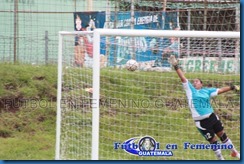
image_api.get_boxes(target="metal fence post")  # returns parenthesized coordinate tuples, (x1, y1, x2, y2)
(45, 31, 49, 65)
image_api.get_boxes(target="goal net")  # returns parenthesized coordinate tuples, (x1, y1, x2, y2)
(56, 29, 240, 160)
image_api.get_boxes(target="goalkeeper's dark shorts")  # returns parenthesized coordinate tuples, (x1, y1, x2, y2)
(195, 113, 224, 142)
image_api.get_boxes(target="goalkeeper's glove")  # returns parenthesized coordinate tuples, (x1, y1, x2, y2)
(230, 84, 240, 92)
(168, 55, 179, 70)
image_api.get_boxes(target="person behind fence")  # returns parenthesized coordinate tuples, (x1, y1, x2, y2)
(168, 55, 240, 160)
(74, 15, 86, 67)
(74, 35, 86, 67)
(154, 27, 180, 68)
(162, 27, 180, 67)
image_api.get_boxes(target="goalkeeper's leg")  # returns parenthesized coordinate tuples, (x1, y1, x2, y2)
(216, 131, 240, 159)
(211, 139, 225, 160)
(196, 122, 224, 160)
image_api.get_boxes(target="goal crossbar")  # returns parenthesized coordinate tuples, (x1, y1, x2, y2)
(59, 29, 240, 38)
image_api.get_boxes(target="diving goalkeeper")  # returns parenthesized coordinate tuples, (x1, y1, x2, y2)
(168, 55, 240, 160)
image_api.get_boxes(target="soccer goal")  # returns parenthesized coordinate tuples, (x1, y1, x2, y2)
(56, 29, 240, 160)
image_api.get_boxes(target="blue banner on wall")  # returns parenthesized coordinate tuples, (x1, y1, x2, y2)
(74, 11, 178, 67)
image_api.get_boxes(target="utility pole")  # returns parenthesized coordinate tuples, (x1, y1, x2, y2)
(88, 0, 93, 11)
(14, 0, 19, 63)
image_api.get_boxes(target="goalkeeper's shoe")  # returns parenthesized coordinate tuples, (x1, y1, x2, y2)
(231, 150, 240, 159)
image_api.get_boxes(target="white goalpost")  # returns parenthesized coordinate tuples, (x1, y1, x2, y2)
(56, 29, 240, 160)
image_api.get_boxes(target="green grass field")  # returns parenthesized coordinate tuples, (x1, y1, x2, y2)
(0, 64, 240, 160)
(0, 64, 57, 159)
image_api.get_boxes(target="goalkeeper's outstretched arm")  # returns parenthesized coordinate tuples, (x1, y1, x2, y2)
(168, 55, 187, 83)
(218, 84, 240, 95)
(175, 66, 187, 83)
(168, 55, 240, 93)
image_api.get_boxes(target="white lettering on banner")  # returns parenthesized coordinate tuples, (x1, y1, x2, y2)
(137, 16, 150, 25)
(137, 15, 159, 26)
(104, 15, 159, 28)
(179, 57, 239, 73)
